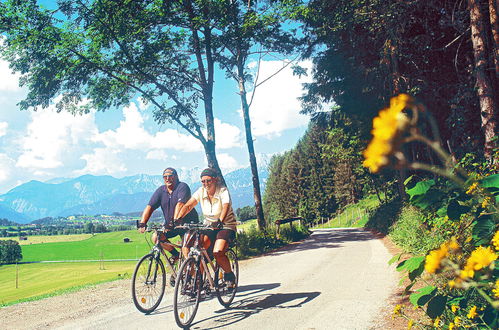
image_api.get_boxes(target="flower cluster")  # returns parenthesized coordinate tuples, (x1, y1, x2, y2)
(362, 94, 412, 172)
(424, 239, 459, 274)
(460, 246, 497, 279)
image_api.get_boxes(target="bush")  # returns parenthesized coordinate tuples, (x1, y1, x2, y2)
(389, 205, 445, 255)
(0, 240, 22, 264)
(237, 224, 310, 259)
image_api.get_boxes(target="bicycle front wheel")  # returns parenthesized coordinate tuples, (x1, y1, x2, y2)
(173, 257, 202, 328)
(131, 253, 166, 314)
(215, 248, 239, 307)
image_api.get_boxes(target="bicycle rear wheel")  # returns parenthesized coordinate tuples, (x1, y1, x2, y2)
(131, 253, 166, 314)
(173, 257, 202, 328)
(215, 249, 239, 307)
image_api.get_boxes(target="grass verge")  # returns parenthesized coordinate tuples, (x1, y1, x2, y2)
(0, 261, 136, 307)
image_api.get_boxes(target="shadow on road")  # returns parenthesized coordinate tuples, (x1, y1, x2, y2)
(265, 227, 376, 257)
(191, 289, 321, 329)
(146, 283, 281, 317)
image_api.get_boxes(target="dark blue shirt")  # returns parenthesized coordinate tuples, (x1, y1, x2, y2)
(148, 182, 198, 225)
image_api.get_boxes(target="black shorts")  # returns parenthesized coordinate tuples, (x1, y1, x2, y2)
(158, 228, 186, 243)
(204, 229, 236, 245)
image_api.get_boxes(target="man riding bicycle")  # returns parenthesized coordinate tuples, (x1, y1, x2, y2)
(137, 167, 198, 263)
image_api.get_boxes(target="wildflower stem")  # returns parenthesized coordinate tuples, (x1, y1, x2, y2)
(475, 288, 499, 310)
(407, 162, 466, 186)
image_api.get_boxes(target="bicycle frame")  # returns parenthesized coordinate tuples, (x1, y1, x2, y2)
(185, 230, 218, 290)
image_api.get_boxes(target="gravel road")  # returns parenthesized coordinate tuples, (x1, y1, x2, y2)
(0, 228, 398, 329)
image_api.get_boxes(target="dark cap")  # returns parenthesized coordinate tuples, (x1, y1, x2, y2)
(163, 167, 178, 177)
(200, 167, 218, 178)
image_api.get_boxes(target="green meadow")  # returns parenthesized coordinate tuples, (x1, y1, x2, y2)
(21, 230, 161, 262)
(0, 261, 136, 306)
(0, 230, 180, 306)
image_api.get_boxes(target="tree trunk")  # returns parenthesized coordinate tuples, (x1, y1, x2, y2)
(469, 0, 498, 158)
(236, 61, 266, 230)
(489, 0, 499, 78)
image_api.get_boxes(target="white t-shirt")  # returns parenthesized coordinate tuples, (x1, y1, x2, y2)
(192, 186, 237, 231)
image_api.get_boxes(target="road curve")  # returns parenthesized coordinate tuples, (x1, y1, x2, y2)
(1, 228, 398, 330)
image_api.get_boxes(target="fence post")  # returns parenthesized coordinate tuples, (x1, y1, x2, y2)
(16, 262, 18, 289)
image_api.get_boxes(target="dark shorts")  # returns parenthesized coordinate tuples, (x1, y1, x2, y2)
(158, 228, 186, 243)
(204, 229, 236, 245)
(183, 229, 235, 258)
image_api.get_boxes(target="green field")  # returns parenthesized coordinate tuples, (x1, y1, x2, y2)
(20, 230, 172, 262)
(0, 229, 182, 306)
(0, 234, 93, 245)
(0, 261, 136, 306)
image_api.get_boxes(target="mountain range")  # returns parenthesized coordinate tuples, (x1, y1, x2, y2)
(0, 167, 268, 224)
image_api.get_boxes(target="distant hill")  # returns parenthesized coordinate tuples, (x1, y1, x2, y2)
(0, 167, 268, 224)
(0, 202, 32, 223)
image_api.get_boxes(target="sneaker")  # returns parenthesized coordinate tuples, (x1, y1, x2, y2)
(223, 272, 236, 287)
(169, 274, 176, 287)
(168, 255, 179, 265)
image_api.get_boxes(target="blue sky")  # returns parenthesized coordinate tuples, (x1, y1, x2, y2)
(0, 57, 317, 194)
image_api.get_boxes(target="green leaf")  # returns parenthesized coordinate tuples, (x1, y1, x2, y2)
(472, 215, 495, 246)
(409, 285, 437, 306)
(447, 199, 471, 220)
(408, 260, 425, 281)
(436, 206, 447, 217)
(405, 180, 435, 199)
(388, 253, 402, 266)
(426, 294, 447, 318)
(480, 174, 499, 189)
(410, 189, 445, 209)
(396, 256, 425, 273)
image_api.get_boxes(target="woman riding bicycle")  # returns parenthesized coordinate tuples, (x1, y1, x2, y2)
(175, 167, 237, 284)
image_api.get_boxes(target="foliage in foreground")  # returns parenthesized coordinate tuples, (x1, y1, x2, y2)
(364, 94, 498, 329)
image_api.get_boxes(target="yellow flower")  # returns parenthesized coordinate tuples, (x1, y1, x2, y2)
(407, 319, 414, 329)
(363, 94, 412, 173)
(454, 316, 461, 326)
(482, 196, 491, 208)
(425, 240, 458, 273)
(433, 316, 441, 328)
(451, 304, 459, 313)
(466, 182, 478, 195)
(492, 230, 499, 251)
(493, 279, 499, 298)
(460, 246, 498, 279)
(467, 305, 478, 319)
(448, 322, 455, 330)
(392, 304, 402, 318)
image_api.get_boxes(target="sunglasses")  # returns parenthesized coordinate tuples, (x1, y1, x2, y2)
(163, 175, 175, 179)
(201, 179, 213, 184)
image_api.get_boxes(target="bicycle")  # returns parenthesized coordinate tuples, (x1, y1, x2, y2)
(173, 223, 239, 328)
(131, 221, 184, 314)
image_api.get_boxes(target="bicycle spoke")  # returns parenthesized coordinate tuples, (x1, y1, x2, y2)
(132, 254, 166, 314)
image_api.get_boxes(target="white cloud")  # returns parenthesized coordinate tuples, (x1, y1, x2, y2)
(75, 148, 126, 175)
(0, 60, 21, 92)
(146, 149, 169, 161)
(246, 59, 312, 137)
(93, 102, 202, 152)
(0, 121, 7, 137)
(215, 119, 241, 149)
(0, 153, 15, 183)
(16, 106, 97, 170)
(217, 153, 241, 174)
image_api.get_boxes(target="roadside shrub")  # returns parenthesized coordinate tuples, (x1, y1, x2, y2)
(279, 224, 310, 243)
(237, 223, 311, 259)
(389, 205, 445, 255)
(364, 198, 403, 235)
